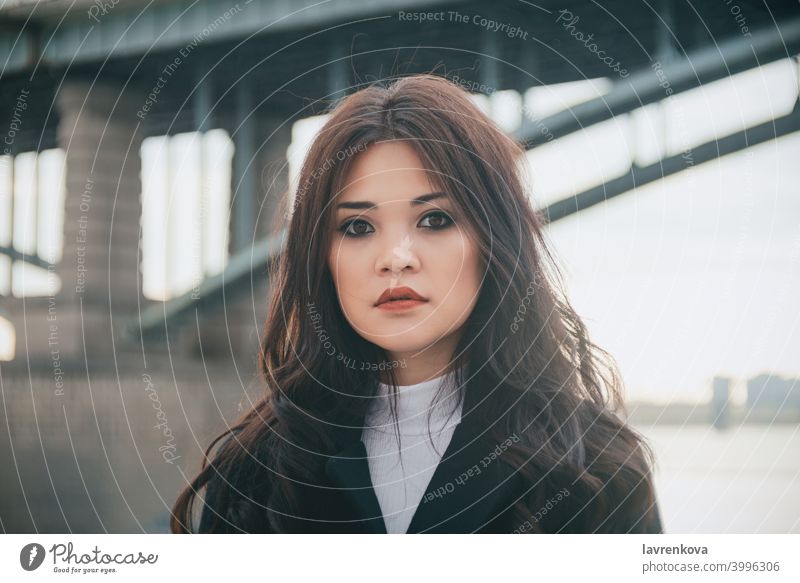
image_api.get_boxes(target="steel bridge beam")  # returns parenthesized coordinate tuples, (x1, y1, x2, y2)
(541, 103, 800, 223)
(517, 16, 800, 147)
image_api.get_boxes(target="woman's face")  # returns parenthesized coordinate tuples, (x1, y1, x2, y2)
(327, 140, 483, 360)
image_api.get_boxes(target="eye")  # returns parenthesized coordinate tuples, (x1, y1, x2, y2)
(338, 218, 374, 238)
(419, 211, 454, 230)
(337, 211, 454, 238)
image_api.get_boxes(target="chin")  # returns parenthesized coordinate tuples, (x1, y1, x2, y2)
(369, 331, 444, 354)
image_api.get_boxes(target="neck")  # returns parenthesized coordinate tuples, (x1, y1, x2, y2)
(382, 333, 464, 385)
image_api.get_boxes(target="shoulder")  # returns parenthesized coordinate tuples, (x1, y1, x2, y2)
(518, 399, 664, 534)
(578, 401, 664, 533)
(196, 431, 273, 533)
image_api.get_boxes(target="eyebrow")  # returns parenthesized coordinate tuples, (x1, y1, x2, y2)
(335, 191, 448, 211)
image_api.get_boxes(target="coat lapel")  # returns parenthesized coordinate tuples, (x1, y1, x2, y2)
(324, 430, 388, 533)
(324, 374, 520, 534)
(406, 414, 519, 533)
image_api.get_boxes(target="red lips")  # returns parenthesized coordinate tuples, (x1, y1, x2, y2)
(375, 286, 428, 306)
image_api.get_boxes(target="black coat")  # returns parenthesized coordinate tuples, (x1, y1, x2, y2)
(197, 387, 663, 534)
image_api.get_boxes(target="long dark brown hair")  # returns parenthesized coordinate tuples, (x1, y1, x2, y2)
(171, 73, 661, 534)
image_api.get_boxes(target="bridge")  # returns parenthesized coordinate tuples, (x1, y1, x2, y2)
(0, 0, 797, 532)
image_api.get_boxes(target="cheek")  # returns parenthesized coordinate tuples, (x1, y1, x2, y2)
(328, 239, 349, 281)
(328, 247, 360, 303)
(430, 237, 483, 305)
(439, 233, 480, 277)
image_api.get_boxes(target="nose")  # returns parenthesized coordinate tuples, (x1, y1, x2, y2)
(375, 234, 420, 283)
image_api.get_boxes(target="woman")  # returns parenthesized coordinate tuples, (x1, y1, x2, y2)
(170, 74, 663, 534)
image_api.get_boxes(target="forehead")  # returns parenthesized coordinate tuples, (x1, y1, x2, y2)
(338, 141, 442, 204)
